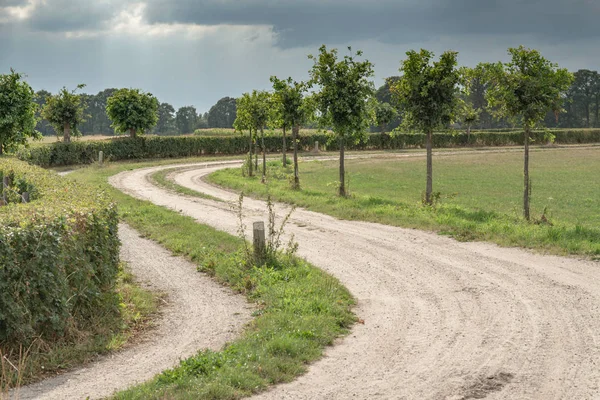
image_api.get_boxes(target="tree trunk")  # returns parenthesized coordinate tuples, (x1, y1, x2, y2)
(595, 94, 599, 127)
(282, 126, 287, 167)
(261, 127, 266, 183)
(0, 144, 3, 155)
(466, 124, 471, 144)
(523, 125, 531, 220)
(292, 124, 300, 189)
(63, 122, 71, 143)
(380, 125, 386, 150)
(339, 137, 346, 197)
(586, 102, 590, 128)
(248, 129, 253, 176)
(130, 128, 137, 138)
(425, 130, 433, 205)
(254, 139, 258, 172)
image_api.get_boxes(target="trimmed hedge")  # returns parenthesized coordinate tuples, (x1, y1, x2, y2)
(17, 129, 600, 167)
(0, 158, 119, 345)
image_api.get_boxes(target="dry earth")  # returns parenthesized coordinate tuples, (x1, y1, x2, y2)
(16, 224, 252, 400)
(108, 160, 600, 400)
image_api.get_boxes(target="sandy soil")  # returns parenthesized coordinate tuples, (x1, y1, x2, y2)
(17, 224, 252, 400)
(108, 160, 600, 400)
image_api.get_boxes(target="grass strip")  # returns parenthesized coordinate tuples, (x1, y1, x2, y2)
(68, 161, 355, 399)
(207, 150, 600, 258)
(149, 167, 223, 202)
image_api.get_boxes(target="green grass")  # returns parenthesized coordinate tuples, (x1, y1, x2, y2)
(67, 159, 355, 399)
(150, 167, 223, 202)
(1, 263, 160, 388)
(207, 147, 600, 257)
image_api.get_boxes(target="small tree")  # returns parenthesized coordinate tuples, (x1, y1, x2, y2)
(370, 100, 397, 148)
(234, 91, 271, 180)
(460, 102, 481, 142)
(0, 69, 39, 155)
(482, 46, 573, 220)
(106, 88, 159, 138)
(270, 76, 308, 188)
(391, 49, 461, 205)
(41, 84, 87, 143)
(308, 45, 374, 196)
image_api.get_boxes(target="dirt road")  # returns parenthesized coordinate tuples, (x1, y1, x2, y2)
(17, 224, 252, 400)
(109, 160, 600, 400)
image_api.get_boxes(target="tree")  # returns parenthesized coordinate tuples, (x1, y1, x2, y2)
(374, 77, 402, 131)
(155, 102, 177, 134)
(459, 102, 480, 141)
(234, 91, 271, 182)
(176, 106, 197, 134)
(270, 76, 309, 186)
(391, 49, 461, 205)
(482, 46, 573, 220)
(106, 88, 159, 138)
(208, 97, 237, 128)
(34, 90, 54, 136)
(0, 69, 39, 155)
(370, 100, 397, 135)
(308, 45, 374, 196)
(41, 84, 87, 143)
(571, 70, 600, 128)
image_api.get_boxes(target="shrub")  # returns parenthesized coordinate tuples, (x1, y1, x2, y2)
(17, 129, 600, 167)
(0, 159, 120, 346)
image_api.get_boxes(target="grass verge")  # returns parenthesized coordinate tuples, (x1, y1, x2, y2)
(67, 160, 355, 399)
(207, 148, 600, 258)
(0, 263, 160, 389)
(149, 167, 222, 202)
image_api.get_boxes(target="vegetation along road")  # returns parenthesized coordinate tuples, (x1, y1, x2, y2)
(18, 224, 251, 400)
(107, 156, 600, 400)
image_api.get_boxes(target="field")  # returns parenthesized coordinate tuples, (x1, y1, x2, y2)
(208, 146, 600, 256)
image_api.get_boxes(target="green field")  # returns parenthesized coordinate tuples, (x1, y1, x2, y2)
(208, 147, 600, 257)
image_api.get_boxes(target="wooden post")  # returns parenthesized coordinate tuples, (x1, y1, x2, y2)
(21, 192, 29, 203)
(98, 151, 104, 165)
(253, 221, 266, 262)
(314, 141, 320, 153)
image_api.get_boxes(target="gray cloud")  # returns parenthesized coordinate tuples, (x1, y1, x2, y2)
(142, 0, 600, 48)
(21, 0, 122, 32)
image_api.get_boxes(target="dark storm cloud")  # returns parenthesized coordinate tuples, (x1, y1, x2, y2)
(16, 0, 123, 32)
(143, 0, 600, 47)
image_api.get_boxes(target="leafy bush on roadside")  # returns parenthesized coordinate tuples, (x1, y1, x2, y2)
(0, 158, 120, 346)
(17, 129, 600, 167)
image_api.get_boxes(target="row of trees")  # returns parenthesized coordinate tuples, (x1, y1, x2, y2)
(31, 90, 238, 136)
(0, 44, 575, 220)
(233, 45, 572, 221)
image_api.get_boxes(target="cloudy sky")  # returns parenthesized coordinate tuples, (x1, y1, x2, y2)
(1, 0, 599, 111)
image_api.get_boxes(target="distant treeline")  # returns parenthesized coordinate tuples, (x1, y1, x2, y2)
(33, 69, 600, 136)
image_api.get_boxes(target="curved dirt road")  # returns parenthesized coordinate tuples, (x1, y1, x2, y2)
(110, 161, 600, 400)
(18, 224, 252, 400)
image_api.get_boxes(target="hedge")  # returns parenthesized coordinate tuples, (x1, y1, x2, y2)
(17, 129, 600, 167)
(0, 158, 119, 345)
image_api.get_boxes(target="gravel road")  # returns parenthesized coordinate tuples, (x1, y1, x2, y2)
(108, 160, 600, 400)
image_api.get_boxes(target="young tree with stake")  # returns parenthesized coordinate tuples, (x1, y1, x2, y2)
(308, 45, 374, 196)
(270, 76, 309, 188)
(106, 88, 159, 138)
(42, 84, 87, 143)
(391, 49, 461, 205)
(481, 46, 573, 220)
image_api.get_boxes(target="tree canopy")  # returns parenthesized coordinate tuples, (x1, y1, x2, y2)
(106, 88, 159, 137)
(41, 84, 87, 143)
(0, 69, 39, 155)
(176, 105, 197, 134)
(208, 97, 237, 128)
(155, 102, 177, 134)
(308, 45, 374, 196)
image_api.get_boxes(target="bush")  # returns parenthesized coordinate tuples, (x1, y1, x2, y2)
(17, 129, 600, 167)
(0, 158, 120, 346)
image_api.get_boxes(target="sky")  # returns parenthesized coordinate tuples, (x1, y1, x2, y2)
(1, 0, 599, 112)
